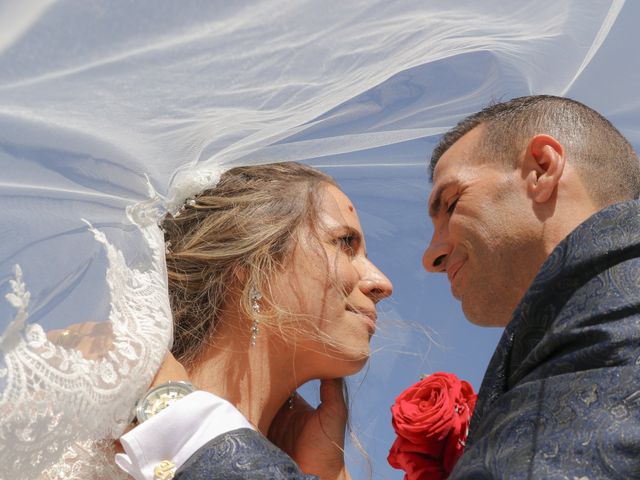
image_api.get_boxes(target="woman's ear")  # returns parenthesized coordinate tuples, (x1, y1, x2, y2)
(525, 134, 565, 204)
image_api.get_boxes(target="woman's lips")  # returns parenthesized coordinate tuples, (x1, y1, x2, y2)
(347, 307, 377, 333)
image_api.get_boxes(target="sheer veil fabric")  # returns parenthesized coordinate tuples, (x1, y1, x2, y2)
(0, 1, 636, 478)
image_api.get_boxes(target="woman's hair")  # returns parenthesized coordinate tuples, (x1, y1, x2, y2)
(161, 162, 337, 366)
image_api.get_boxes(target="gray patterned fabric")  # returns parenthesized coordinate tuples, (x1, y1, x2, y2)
(450, 199, 640, 479)
(175, 428, 318, 479)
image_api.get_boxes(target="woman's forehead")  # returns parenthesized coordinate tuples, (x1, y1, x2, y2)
(318, 184, 362, 229)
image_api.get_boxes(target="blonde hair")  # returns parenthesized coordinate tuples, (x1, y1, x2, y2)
(161, 162, 337, 366)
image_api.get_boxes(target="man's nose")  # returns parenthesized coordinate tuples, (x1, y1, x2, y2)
(422, 231, 450, 273)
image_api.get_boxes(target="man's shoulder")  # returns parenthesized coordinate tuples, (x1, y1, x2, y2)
(175, 428, 317, 480)
(507, 198, 640, 371)
(458, 200, 640, 478)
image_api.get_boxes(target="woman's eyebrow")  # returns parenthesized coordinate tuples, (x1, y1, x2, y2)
(328, 225, 362, 240)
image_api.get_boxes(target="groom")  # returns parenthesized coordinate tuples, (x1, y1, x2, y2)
(422, 95, 640, 478)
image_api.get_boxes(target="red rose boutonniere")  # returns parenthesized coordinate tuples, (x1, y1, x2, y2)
(387, 372, 477, 480)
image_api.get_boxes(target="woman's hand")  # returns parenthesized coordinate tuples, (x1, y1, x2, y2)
(268, 378, 351, 480)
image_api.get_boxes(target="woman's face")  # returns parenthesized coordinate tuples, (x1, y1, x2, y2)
(269, 184, 393, 379)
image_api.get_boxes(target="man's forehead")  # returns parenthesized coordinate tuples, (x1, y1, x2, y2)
(433, 125, 486, 181)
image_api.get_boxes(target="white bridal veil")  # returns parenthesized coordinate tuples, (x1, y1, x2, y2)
(1, 1, 637, 478)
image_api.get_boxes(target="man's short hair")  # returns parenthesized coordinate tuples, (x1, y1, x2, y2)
(429, 95, 640, 206)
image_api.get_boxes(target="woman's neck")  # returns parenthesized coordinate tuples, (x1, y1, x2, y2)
(188, 328, 299, 435)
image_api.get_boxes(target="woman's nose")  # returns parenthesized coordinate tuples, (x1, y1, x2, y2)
(359, 259, 393, 302)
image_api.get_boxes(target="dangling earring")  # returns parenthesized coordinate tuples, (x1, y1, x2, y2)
(250, 288, 262, 347)
(288, 391, 296, 410)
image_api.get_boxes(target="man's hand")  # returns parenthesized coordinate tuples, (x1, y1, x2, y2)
(113, 351, 190, 454)
(48, 321, 189, 387)
(148, 350, 190, 387)
(268, 378, 351, 480)
(47, 321, 114, 360)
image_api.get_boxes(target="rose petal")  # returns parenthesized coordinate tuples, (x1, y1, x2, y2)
(389, 434, 443, 459)
(388, 439, 446, 480)
(389, 372, 478, 476)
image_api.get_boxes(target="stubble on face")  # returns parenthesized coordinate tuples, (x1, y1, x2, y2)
(428, 127, 547, 328)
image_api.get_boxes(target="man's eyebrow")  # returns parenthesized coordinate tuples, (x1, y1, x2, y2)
(428, 181, 454, 218)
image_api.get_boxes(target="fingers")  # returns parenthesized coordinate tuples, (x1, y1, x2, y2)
(46, 322, 114, 359)
(319, 378, 347, 417)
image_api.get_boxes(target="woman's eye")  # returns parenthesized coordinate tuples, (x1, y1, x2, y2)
(446, 198, 459, 215)
(337, 235, 357, 254)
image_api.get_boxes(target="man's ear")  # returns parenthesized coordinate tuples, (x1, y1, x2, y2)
(524, 134, 565, 204)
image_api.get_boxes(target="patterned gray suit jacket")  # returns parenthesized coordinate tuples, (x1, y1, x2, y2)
(175, 428, 318, 480)
(450, 200, 640, 479)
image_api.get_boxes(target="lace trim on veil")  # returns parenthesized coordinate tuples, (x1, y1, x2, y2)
(0, 207, 171, 479)
(42, 440, 131, 480)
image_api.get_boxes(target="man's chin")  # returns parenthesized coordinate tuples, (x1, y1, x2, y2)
(462, 301, 512, 328)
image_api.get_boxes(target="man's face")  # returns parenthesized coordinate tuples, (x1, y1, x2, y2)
(422, 126, 548, 327)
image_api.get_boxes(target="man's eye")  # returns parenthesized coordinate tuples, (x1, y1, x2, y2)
(446, 198, 458, 215)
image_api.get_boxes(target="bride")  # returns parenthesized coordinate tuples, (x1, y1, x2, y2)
(110, 162, 393, 479)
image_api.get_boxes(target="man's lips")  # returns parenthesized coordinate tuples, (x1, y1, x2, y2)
(447, 260, 465, 285)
